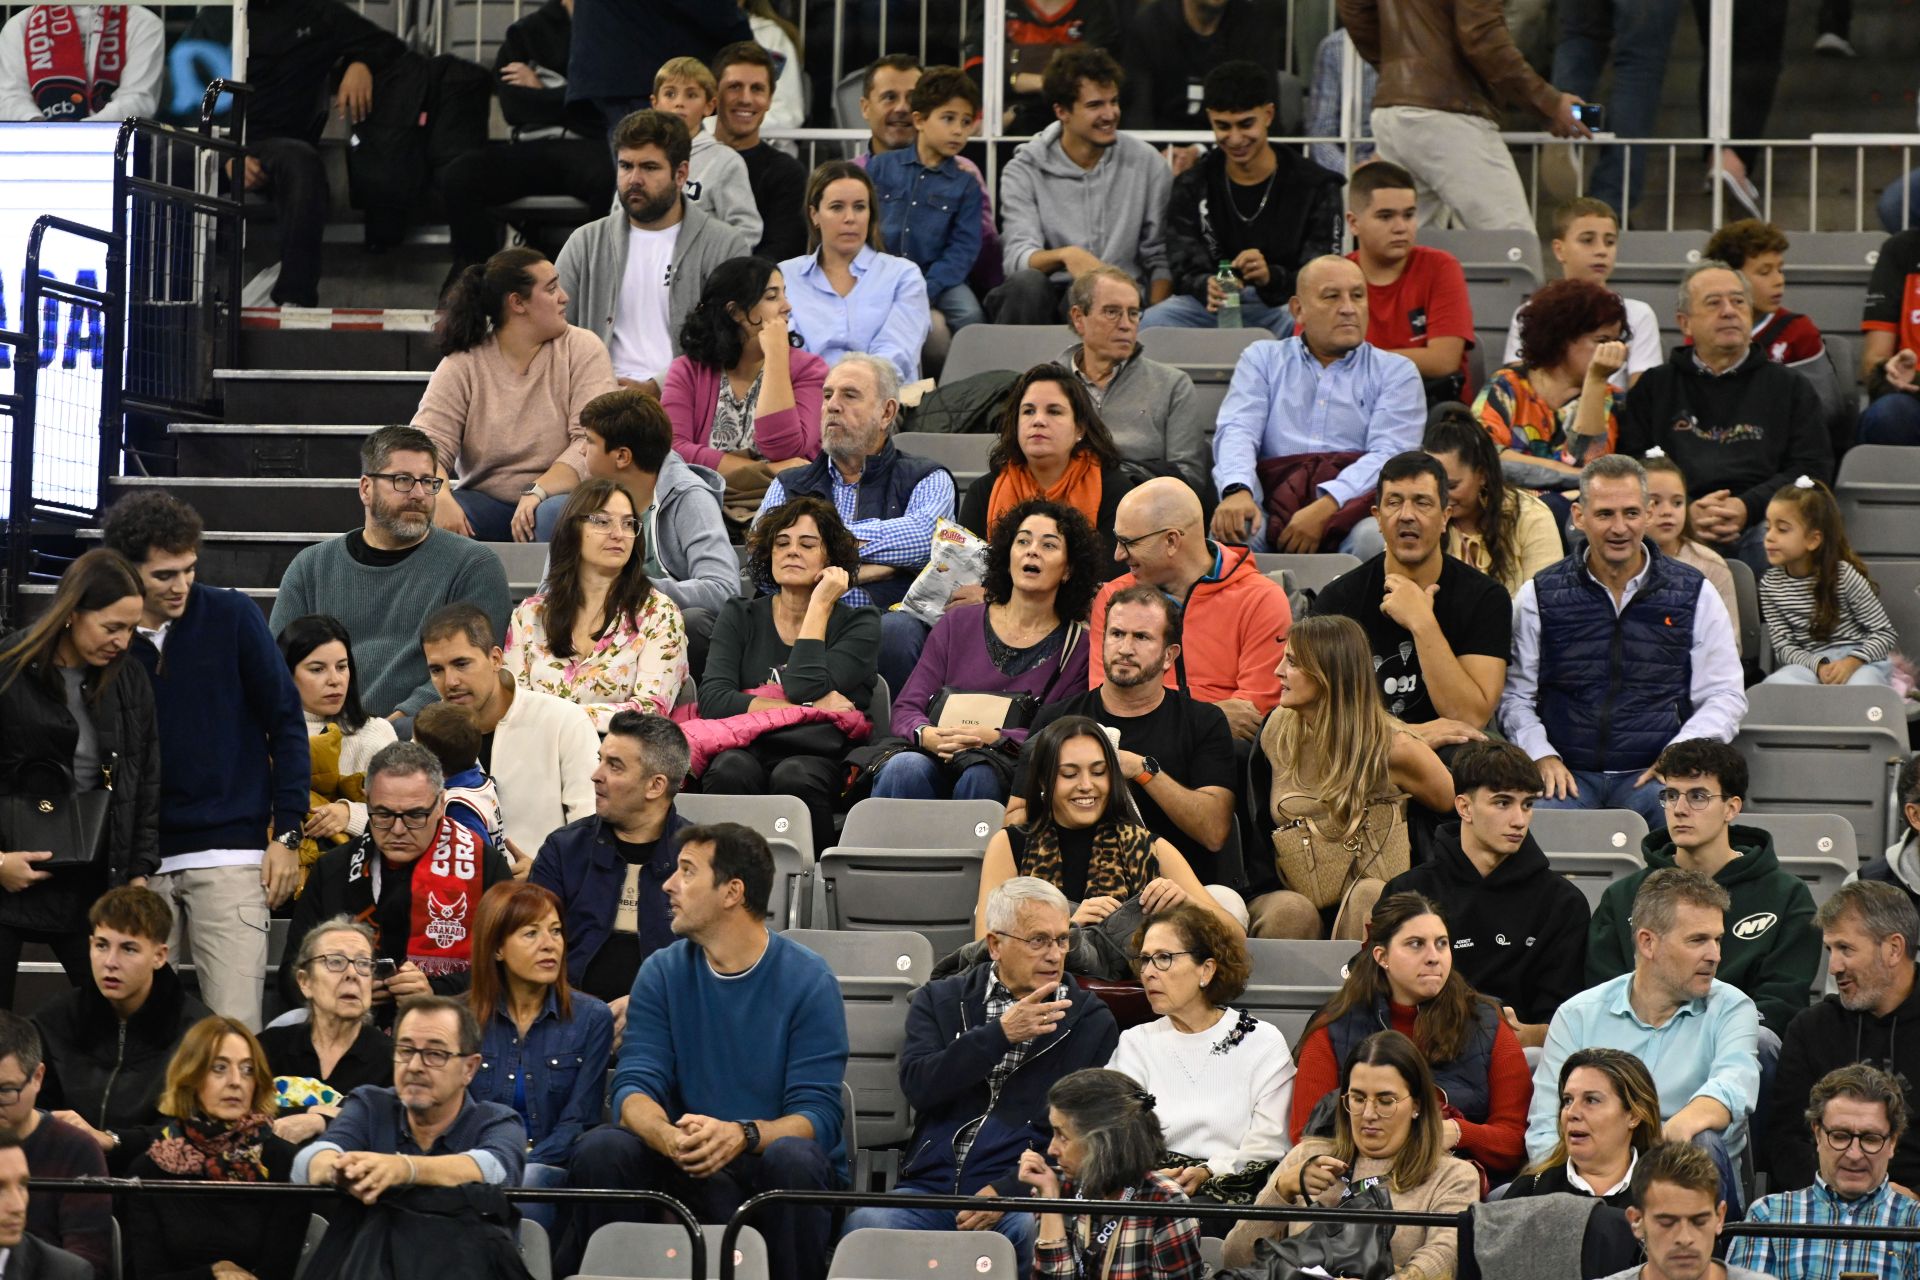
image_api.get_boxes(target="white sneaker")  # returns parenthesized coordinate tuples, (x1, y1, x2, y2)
(1717, 166, 1764, 218)
(1815, 32, 1858, 56)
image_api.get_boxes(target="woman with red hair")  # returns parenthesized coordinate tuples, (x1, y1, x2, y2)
(1474, 278, 1631, 485)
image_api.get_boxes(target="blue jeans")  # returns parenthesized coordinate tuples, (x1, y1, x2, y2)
(1763, 641, 1895, 686)
(1692, 1129, 1745, 1221)
(519, 1160, 565, 1232)
(1880, 171, 1920, 232)
(1552, 0, 1686, 215)
(1141, 290, 1294, 338)
(1535, 767, 1666, 831)
(934, 283, 985, 332)
(452, 487, 569, 542)
(873, 749, 1006, 803)
(842, 1200, 1038, 1275)
(1246, 514, 1383, 558)
(1860, 392, 1920, 445)
(878, 610, 932, 701)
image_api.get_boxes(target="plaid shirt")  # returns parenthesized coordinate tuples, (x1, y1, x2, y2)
(950, 968, 1030, 1175)
(1036, 1172, 1205, 1280)
(759, 466, 955, 607)
(1728, 1176, 1920, 1280)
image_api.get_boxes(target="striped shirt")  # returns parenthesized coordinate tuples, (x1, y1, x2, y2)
(1727, 1176, 1920, 1280)
(758, 467, 956, 608)
(1759, 561, 1898, 670)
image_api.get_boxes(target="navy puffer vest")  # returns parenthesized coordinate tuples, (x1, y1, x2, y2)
(1324, 997, 1501, 1124)
(777, 439, 947, 609)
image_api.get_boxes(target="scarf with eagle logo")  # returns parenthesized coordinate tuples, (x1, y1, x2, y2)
(386, 817, 485, 977)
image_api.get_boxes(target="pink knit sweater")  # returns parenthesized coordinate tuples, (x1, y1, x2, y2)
(661, 349, 828, 469)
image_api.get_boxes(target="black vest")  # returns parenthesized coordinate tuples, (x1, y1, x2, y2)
(777, 440, 948, 609)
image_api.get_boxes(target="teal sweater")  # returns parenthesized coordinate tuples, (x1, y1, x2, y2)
(269, 530, 511, 717)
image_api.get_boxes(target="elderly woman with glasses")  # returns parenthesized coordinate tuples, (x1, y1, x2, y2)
(258, 915, 395, 1145)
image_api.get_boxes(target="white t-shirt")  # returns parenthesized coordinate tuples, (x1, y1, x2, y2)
(1503, 292, 1664, 391)
(606, 222, 680, 384)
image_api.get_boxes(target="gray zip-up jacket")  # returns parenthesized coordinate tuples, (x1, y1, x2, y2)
(554, 198, 750, 369)
(688, 132, 762, 246)
(1000, 122, 1172, 288)
(1060, 340, 1209, 493)
(649, 450, 743, 615)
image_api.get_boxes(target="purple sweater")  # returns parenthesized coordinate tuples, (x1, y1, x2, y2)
(891, 603, 1090, 741)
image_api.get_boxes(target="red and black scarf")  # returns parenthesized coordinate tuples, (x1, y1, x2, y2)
(146, 1113, 273, 1181)
(24, 6, 127, 121)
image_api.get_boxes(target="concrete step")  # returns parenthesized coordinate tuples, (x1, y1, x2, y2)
(239, 327, 442, 372)
(80, 527, 332, 586)
(214, 368, 429, 424)
(18, 579, 273, 621)
(168, 424, 372, 479)
(105, 476, 363, 532)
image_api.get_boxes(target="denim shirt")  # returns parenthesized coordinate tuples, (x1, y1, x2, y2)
(291, 1085, 528, 1187)
(867, 147, 984, 298)
(475, 987, 616, 1166)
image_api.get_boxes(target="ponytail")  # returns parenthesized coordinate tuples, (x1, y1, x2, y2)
(438, 248, 546, 354)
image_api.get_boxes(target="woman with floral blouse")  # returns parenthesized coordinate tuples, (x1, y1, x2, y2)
(504, 478, 689, 730)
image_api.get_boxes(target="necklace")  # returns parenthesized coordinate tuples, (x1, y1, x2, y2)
(1227, 169, 1278, 224)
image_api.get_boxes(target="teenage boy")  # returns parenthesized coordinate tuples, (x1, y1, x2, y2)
(1384, 740, 1589, 1048)
(707, 42, 808, 260)
(1587, 738, 1821, 1037)
(1597, 1142, 1771, 1280)
(866, 66, 986, 348)
(651, 55, 761, 246)
(1858, 753, 1920, 920)
(1344, 161, 1475, 397)
(102, 492, 308, 1032)
(1502, 197, 1663, 391)
(1144, 59, 1343, 337)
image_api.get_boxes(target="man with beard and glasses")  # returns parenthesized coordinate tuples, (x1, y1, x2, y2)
(557, 109, 749, 400)
(1008, 587, 1239, 884)
(1771, 881, 1920, 1194)
(754, 353, 954, 694)
(272, 426, 511, 724)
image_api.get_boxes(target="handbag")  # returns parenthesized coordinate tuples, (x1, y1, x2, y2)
(1269, 793, 1410, 911)
(0, 757, 113, 869)
(1217, 1176, 1396, 1280)
(927, 688, 1041, 733)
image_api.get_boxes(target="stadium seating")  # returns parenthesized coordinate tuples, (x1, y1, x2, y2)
(828, 1228, 1018, 1280)
(576, 1223, 771, 1280)
(1239, 937, 1358, 1045)
(1837, 444, 1920, 561)
(1724, 557, 1768, 672)
(1735, 684, 1910, 852)
(1529, 808, 1653, 911)
(811, 847, 984, 957)
(676, 792, 817, 930)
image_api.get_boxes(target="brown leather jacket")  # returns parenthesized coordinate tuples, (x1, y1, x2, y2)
(1338, 0, 1561, 124)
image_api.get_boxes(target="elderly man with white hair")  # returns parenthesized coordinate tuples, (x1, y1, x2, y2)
(756, 351, 958, 691)
(839, 877, 1120, 1274)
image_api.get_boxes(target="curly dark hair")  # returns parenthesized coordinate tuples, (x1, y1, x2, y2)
(746, 496, 863, 593)
(678, 256, 781, 371)
(1516, 277, 1629, 371)
(980, 499, 1101, 624)
(100, 489, 204, 564)
(987, 364, 1122, 474)
(1132, 903, 1251, 1006)
(1703, 218, 1789, 271)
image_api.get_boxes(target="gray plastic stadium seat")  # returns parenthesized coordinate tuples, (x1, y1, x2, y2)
(1419, 228, 1545, 328)
(839, 798, 1004, 851)
(867, 675, 892, 739)
(1736, 813, 1859, 913)
(488, 541, 549, 594)
(812, 847, 985, 957)
(1866, 561, 1920, 655)
(1723, 557, 1767, 669)
(942, 325, 1075, 384)
(782, 929, 933, 1159)
(1239, 938, 1357, 1048)
(828, 1228, 1019, 1280)
(1610, 231, 1705, 287)
(291, 1213, 328, 1280)
(1837, 445, 1920, 560)
(1735, 685, 1909, 852)
(1781, 233, 1883, 333)
(1529, 808, 1652, 911)
(520, 1218, 551, 1280)
(1201, 1235, 1227, 1276)
(1252, 553, 1361, 596)
(674, 793, 814, 930)
(1135, 327, 1273, 385)
(577, 1223, 770, 1280)
(891, 433, 992, 502)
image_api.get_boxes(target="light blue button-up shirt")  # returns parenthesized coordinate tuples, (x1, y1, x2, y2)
(1527, 972, 1761, 1162)
(1209, 336, 1425, 508)
(780, 244, 930, 385)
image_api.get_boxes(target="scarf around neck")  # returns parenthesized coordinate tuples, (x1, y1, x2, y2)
(988, 449, 1103, 532)
(24, 6, 127, 120)
(147, 1112, 273, 1181)
(402, 818, 485, 976)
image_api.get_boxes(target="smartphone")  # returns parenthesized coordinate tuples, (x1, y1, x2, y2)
(372, 957, 397, 983)
(1572, 103, 1606, 131)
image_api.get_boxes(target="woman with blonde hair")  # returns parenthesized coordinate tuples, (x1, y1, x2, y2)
(1248, 615, 1451, 939)
(1505, 1047, 1660, 1206)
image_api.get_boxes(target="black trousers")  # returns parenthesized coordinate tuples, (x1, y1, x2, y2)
(250, 137, 329, 307)
(0, 924, 90, 1010)
(698, 749, 843, 853)
(439, 138, 613, 270)
(1690, 0, 1788, 171)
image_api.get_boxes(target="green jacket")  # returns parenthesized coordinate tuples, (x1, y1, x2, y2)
(1587, 823, 1820, 1035)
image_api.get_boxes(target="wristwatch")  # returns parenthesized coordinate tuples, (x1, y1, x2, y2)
(736, 1120, 761, 1153)
(271, 827, 302, 851)
(523, 482, 549, 503)
(1132, 757, 1160, 786)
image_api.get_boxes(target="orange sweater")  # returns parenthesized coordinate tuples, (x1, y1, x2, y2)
(1090, 545, 1291, 711)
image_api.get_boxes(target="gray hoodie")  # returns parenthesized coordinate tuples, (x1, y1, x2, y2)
(687, 132, 762, 247)
(999, 122, 1171, 289)
(1059, 340, 1209, 492)
(554, 198, 749, 370)
(648, 450, 742, 615)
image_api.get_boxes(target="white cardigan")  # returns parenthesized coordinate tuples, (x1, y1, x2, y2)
(305, 711, 399, 838)
(491, 684, 600, 855)
(1109, 1009, 1296, 1176)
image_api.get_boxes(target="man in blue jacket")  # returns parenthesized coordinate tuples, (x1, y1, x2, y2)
(104, 491, 309, 1032)
(841, 877, 1119, 1273)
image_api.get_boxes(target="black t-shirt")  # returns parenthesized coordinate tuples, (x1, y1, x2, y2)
(345, 530, 427, 568)
(1015, 689, 1238, 882)
(577, 835, 668, 1002)
(1310, 553, 1512, 725)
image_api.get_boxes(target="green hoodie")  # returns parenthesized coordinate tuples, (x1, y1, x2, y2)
(1587, 823, 1820, 1036)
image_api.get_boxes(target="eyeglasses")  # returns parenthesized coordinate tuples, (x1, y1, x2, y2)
(0, 1083, 25, 1106)
(1112, 527, 1175, 554)
(1134, 949, 1195, 972)
(365, 472, 446, 495)
(368, 806, 437, 830)
(1344, 1091, 1406, 1117)
(311, 953, 375, 976)
(1657, 787, 1726, 810)
(580, 513, 641, 535)
(1094, 305, 1143, 323)
(1819, 1125, 1891, 1154)
(394, 1044, 466, 1069)
(992, 927, 1082, 955)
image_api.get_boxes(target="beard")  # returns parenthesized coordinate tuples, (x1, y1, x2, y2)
(370, 491, 431, 545)
(1104, 658, 1165, 689)
(621, 184, 679, 225)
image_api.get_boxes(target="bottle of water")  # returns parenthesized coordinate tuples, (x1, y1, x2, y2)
(1216, 260, 1242, 329)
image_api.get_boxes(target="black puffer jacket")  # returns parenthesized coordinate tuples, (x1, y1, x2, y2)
(0, 643, 161, 933)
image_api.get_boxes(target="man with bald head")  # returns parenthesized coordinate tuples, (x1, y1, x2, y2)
(1091, 476, 1292, 746)
(1210, 255, 1425, 555)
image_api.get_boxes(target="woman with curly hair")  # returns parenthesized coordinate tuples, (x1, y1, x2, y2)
(874, 499, 1098, 803)
(1423, 410, 1563, 595)
(696, 497, 880, 846)
(661, 256, 827, 518)
(1475, 277, 1630, 482)
(958, 363, 1135, 577)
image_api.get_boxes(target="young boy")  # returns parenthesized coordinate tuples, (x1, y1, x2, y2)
(1702, 219, 1828, 368)
(1383, 740, 1590, 1048)
(410, 701, 504, 855)
(865, 65, 985, 349)
(1586, 738, 1821, 1037)
(1502, 197, 1664, 391)
(651, 56, 762, 246)
(1344, 161, 1475, 397)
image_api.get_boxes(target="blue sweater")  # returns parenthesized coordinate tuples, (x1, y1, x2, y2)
(614, 932, 849, 1179)
(129, 585, 310, 857)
